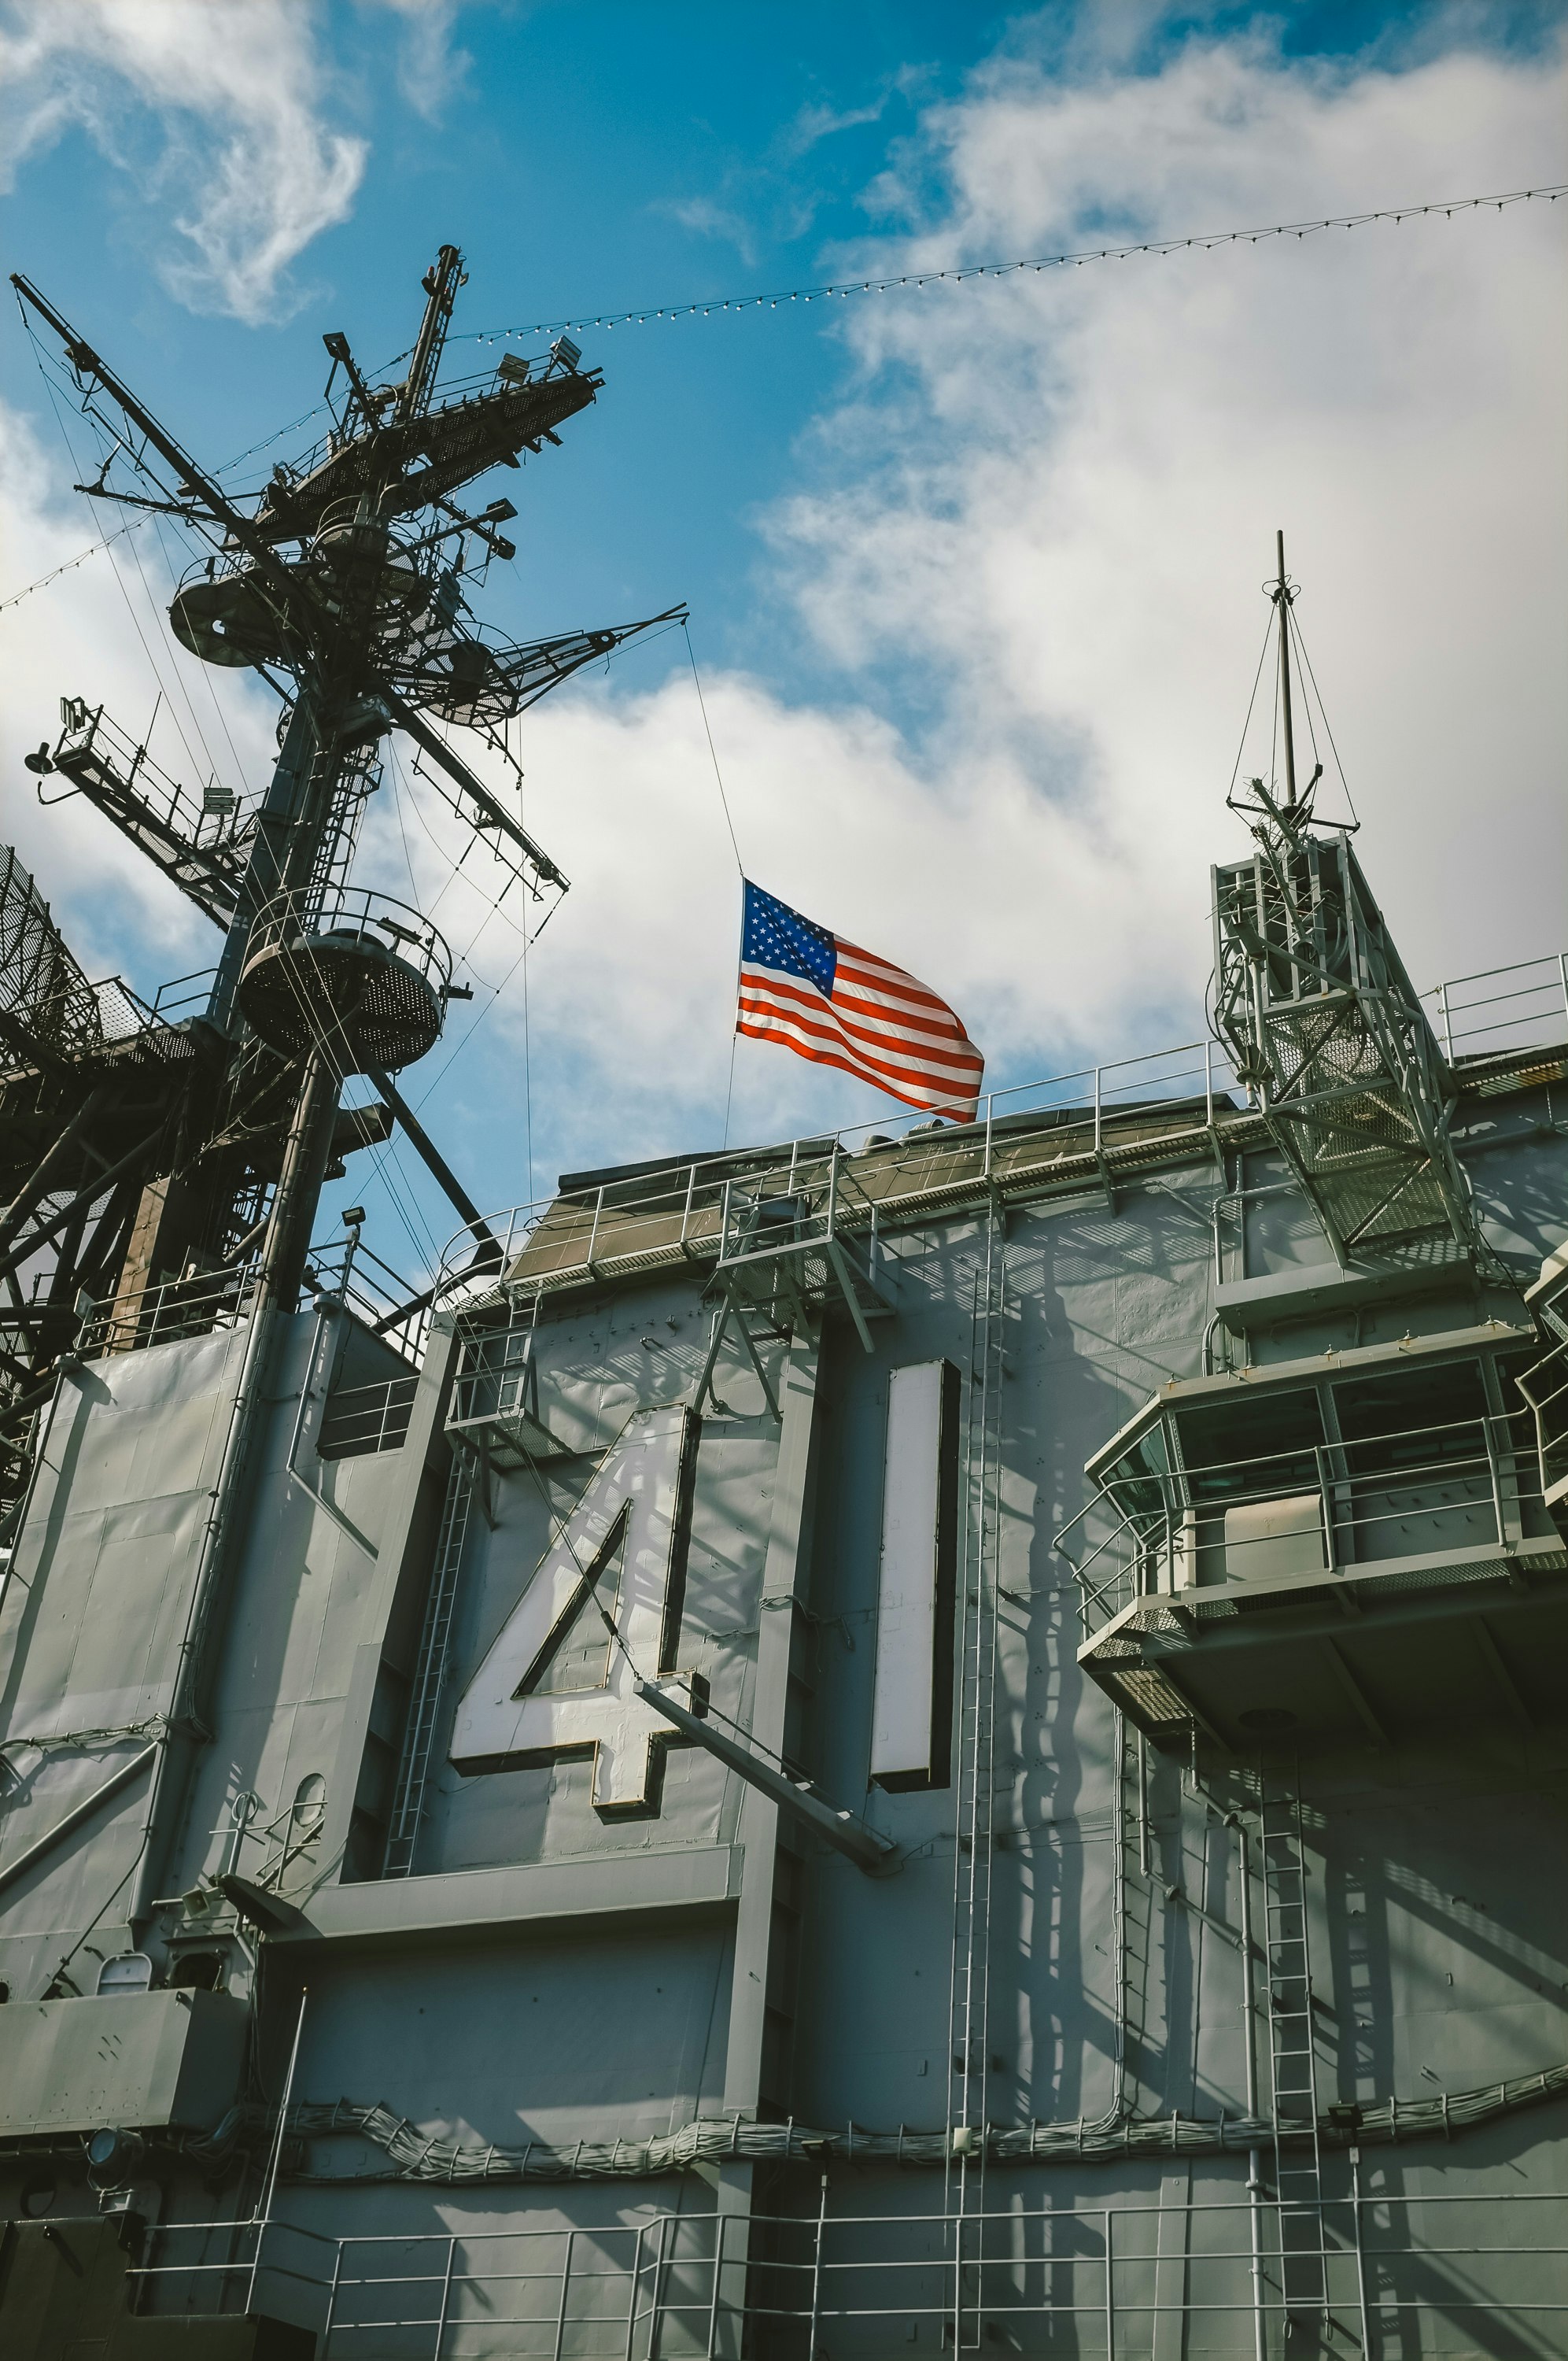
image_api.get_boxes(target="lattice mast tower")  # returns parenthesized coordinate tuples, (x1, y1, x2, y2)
(9, 246, 679, 1327)
(1211, 532, 1489, 1279)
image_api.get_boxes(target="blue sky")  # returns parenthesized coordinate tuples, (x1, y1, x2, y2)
(2, 2, 1565, 1289)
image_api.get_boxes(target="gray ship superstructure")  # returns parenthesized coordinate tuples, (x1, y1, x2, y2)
(2, 257, 1567, 2361)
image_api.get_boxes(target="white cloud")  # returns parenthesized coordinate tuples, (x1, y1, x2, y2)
(0, 0, 366, 321)
(0, 400, 278, 986)
(439, 28, 1567, 1178)
(3, 17, 1564, 1205)
(363, 0, 470, 124)
(767, 31, 1568, 1040)
(661, 196, 760, 265)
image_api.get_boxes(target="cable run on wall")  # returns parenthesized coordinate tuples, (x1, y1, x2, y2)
(459, 182, 1566, 346)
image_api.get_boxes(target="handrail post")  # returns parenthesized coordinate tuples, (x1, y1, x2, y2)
(680, 1161, 697, 1247)
(1559, 951, 1568, 1034)
(552, 2226, 575, 2361)
(1094, 1068, 1103, 1155)
(706, 2206, 725, 2359)
(435, 2232, 456, 2360)
(584, 1185, 604, 1271)
(1349, 2147, 1374, 2361)
(807, 2173, 829, 2358)
(322, 2238, 345, 2352)
(1315, 1444, 1337, 1576)
(1104, 2208, 1114, 2361)
(1204, 1037, 1214, 1129)
(1481, 1414, 1508, 1549)
(622, 2222, 647, 2361)
(983, 1092, 994, 1182)
(1437, 979, 1455, 1059)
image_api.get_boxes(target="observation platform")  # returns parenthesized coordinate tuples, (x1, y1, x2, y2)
(1057, 1321, 1568, 1751)
(237, 886, 450, 1073)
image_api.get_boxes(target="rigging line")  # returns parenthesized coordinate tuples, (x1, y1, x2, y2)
(0, 518, 145, 611)
(31, 357, 218, 800)
(129, 515, 243, 808)
(1289, 607, 1360, 829)
(212, 341, 412, 479)
(268, 944, 446, 1279)
(36, 365, 217, 813)
(410, 930, 531, 1117)
(521, 861, 534, 1209)
(396, 738, 538, 950)
(460, 182, 1568, 345)
(212, 400, 330, 478)
(116, 520, 220, 795)
(392, 751, 525, 972)
(1226, 611, 1277, 800)
(147, 512, 249, 796)
(684, 621, 743, 873)
(385, 745, 424, 903)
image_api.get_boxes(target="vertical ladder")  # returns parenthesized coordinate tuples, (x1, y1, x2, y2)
(946, 1215, 1007, 2346)
(382, 1447, 474, 1877)
(1260, 1754, 1329, 2337)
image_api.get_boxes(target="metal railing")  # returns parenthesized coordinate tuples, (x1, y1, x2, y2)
(317, 1373, 419, 1460)
(151, 965, 220, 1022)
(1518, 1339, 1568, 1508)
(437, 946, 1567, 1315)
(77, 1263, 259, 1362)
(306, 1228, 431, 1367)
(120, 2185, 1568, 2355)
(245, 884, 452, 1003)
(436, 1036, 1253, 1310)
(44, 697, 251, 865)
(1054, 1405, 1554, 1639)
(1426, 951, 1568, 1064)
(76, 1232, 430, 1371)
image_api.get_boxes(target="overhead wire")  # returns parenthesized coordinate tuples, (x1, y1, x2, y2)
(457, 181, 1566, 347)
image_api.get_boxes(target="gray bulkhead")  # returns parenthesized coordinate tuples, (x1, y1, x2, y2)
(2, 1066, 1567, 2352)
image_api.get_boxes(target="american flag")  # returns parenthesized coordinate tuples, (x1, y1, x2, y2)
(736, 881, 984, 1124)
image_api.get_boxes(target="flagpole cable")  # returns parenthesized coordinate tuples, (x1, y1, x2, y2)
(684, 620, 746, 1147)
(721, 1033, 739, 1151)
(684, 622, 745, 874)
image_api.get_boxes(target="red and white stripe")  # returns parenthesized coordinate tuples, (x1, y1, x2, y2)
(739, 935, 984, 1123)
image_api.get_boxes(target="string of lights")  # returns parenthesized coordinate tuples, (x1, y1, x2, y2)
(0, 517, 143, 611)
(459, 181, 1566, 346)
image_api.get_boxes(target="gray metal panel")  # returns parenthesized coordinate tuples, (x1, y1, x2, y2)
(0, 1989, 247, 2132)
(869, 1359, 957, 1789)
(268, 1842, 743, 1949)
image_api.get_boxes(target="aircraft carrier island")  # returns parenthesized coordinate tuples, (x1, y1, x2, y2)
(2, 246, 1566, 2358)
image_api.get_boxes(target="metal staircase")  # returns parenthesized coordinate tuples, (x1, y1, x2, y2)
(1259, 1756, 1329, 2341)
(946, 1215, 1007, 2346)
(1519, 1244, 1568, 1527)
(693, 1144, 897, 1419)
(382, 1448, 476, 1876)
